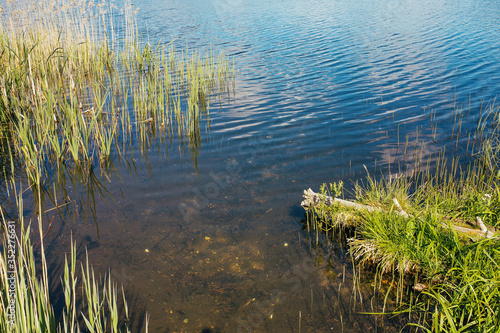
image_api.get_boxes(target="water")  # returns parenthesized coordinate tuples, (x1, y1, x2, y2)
(44, 0, 500, 331)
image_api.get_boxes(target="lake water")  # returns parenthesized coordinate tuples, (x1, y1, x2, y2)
(44, 0, 500, 332)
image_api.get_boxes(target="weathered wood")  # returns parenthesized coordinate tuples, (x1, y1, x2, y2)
(476, 216, 488, 234)
(302, 188, 498, 239)
(451, 224, 495, 238)
(393, 198, 410, 218)
(301, 188, 408, 217)
(301, 188, 377, 211)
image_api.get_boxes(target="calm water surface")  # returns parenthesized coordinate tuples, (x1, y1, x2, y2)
(46, 0, 500, 332)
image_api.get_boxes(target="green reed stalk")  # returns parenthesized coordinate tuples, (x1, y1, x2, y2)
(0, 175, 139, 332)
(0, 1, 234, 332)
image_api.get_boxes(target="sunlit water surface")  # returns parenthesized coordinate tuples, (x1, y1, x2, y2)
(43, 0, 500, 332)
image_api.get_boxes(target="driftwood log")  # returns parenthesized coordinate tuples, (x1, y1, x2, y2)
(301, 188, 498, 239)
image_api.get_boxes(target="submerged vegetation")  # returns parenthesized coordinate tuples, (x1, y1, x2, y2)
(0, 0, 234, 331)
(304, 104, 500, 331)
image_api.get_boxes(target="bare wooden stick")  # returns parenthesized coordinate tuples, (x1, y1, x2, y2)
(476, 216, 488, 233)
(302, 189, 498, 239)
(302, 188, 378, 211)
(450, 224, 495, 238)
(301, 189, 408, 217)
(392, 198, 410, 218)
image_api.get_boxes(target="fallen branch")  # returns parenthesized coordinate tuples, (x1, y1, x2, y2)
(476, 216, 488, 234)
(301, 188, 409, 217)
(302, 188, 498, 239)
(393, 198, 410, 218)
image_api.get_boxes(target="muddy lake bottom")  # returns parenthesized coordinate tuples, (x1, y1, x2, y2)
(37, 159, 407, 332)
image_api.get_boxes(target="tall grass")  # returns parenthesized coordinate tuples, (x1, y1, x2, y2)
(0, 0, 235, 244)
(0, 0, 234, 331)
(0, 217, 137, 332)
(0, 0, 235, 188)
(0, 124, 140, 332)
(306, 104, 500, 331)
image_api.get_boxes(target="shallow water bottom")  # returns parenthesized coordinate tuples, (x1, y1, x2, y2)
(43, 189, 409, 333)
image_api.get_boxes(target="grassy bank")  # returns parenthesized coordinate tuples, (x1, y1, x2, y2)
(304, 106, 500, 332)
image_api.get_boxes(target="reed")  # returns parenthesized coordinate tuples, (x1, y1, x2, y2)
(0, 0, 235, 188)
(0, 166, 137, 332)
(0, 0, 234, 331)
(0, 220, 137, 332)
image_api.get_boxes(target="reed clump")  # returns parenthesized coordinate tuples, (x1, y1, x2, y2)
(305, 105, 500, 331)
(0, 0, 235, 187)
(0, 0, 234, 331)
(0, 216, 139, 332)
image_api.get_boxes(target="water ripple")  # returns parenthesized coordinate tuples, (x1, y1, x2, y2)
(135, 0, 500, 185)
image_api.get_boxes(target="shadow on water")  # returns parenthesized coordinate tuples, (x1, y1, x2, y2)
(0, 131, 25, 221)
